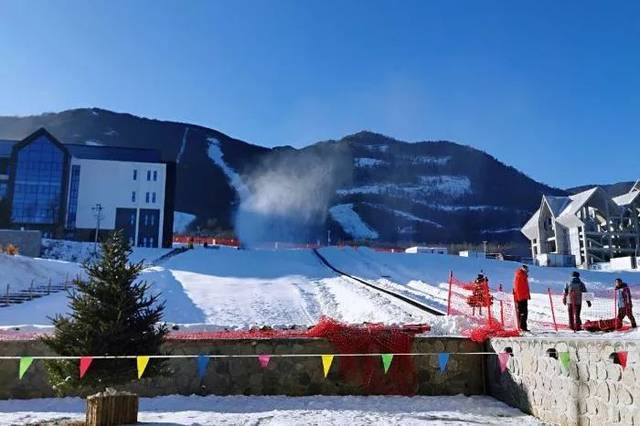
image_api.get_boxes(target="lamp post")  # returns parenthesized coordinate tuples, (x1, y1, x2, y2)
(92, 203, 104, 254)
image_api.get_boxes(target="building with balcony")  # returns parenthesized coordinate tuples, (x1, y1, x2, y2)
(521, 181, 640, 268)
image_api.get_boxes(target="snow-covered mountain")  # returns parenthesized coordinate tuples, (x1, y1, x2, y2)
(0, 108, 565, 245)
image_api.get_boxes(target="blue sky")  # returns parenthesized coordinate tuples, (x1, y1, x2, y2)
(0, 1, 638, 188)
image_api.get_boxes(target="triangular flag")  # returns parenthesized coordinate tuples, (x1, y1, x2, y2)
(558, 352, 570, 371)
(617, 351, 628, 370)
(438, 353, 449, 373)
(137, 356, 150, 379)
(381, 354, 393, 374)
(19, 357, 33, 380)
(321, 355, 334, 378)
(79, 357, 93, 379)
(197, 355, 210, 379)
(258, 355, 270, 368)
(498, 352, 509, 373)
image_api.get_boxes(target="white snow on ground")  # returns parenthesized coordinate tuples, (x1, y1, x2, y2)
(418, 176, 471, 196)
(0, 254, 81, 293)
(175, 127, 189, 163)
(207, 137, 249, 198)
(0, 394, 543, 425)
(2, 243, 638, 339)
(173, 211, 196, 233)
(329, 204, 379, 240)
(406, 155, 451, 165)
(319, 247, 640, 339)
(354, 157, 387, 168)
(0, 247, 433, 328)
(336, 176, 471, 199)
(41, 239, 171, 265)
(363, 203, 443, 228)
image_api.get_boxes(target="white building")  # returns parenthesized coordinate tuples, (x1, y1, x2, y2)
(0, 128, 176, 247)
(405, 246, 448, 254)
(522, 181, 640, 268)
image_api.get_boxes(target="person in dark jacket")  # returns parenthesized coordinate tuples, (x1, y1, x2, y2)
(615, 278, 637, 329)
(513, 265, 531, 331)
(563, 271, 591, 331)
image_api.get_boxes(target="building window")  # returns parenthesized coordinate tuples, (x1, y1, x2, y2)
(129, 212, 135, 225)
(0, 182, 7, 199)
(152, 192, 156, 203)
(150, 214, 155, 226)
(131, 191, 136, 202)
(145, 192, 150, 203)
(66, 165, 81, 229)
(133, 169, 137, 180)
(147, 170, 151, 181)
(153, 170, 157, 181)
(11, 135, 65, 224)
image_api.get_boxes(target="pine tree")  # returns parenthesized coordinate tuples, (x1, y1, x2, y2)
(43, 231, 168, 395)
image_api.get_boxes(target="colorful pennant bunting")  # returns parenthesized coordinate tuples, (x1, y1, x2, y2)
(438, 353, 449, 373)
(381, 354, 393, 374)
(197, 355, 210, 379)
(79, 357, 93, 379)
(617, 351, 628, 370)
(137, 356, 150, 379)
(19, 357, 33, 380)
(258, 355, 271, 368)
(558, 352, 570, 371)
(321, 355, 334, 378)
(498, 352, 509, 373)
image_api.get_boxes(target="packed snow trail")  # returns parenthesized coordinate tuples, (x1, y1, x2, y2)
(312, 248, 445, 316)
(0, 394, 544, 425)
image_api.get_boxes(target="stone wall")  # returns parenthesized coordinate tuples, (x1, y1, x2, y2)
(487, 336, 639, 426)
(0, 337, 483, 399)
(0, 229, 42, 257)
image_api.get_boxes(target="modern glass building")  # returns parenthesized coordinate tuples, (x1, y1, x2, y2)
(0, 128, 175, 247)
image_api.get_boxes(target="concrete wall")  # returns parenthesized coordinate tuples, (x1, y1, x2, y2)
(0, 229, 41, 257)
(487, 337, 639, 426)
(0, 337, 483, 399)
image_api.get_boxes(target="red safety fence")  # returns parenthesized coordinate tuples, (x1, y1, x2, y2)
(172, 235, 240, 247)
(446, 272, 520, 342)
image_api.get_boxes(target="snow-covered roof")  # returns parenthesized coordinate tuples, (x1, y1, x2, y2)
(613, 191, 640, 207)
(613, 179, 640, 206)
(543, 195, 571, 217)
(521, 209, 540, 240)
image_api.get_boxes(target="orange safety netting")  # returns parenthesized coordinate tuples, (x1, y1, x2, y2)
(447, 272, 520, 342)
(306, 318, 430, 395)
(547, 288, 622, 332)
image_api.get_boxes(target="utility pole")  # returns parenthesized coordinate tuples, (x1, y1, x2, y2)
(483, 240, 488, 259)
(327, 230, 331, 246)
(92, 203, 104, 254)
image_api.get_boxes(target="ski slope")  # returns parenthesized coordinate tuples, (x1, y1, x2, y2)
(318, 247, 640, 336)
(0, 247, 434, 328)
(1, 245, 638, 338)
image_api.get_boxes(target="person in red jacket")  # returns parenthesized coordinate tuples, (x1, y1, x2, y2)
(513, 265, 531, 331)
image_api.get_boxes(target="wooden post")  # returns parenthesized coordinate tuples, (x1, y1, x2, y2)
(86, 390, 139, 426)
